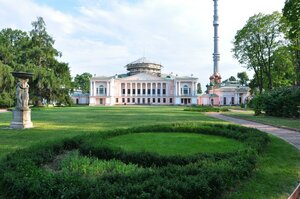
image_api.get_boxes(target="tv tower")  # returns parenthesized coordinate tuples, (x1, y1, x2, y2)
(210, 0, 222, 84)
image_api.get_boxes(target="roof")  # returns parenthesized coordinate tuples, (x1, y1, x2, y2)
(127, 57, 161, 66)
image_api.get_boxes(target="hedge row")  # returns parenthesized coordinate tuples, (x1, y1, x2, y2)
(0, 123, 269, 199)
(184, 106, 229, 113)
(250, 86, 300, 117)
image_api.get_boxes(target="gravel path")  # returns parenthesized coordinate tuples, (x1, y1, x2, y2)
(207, 112, 300, 150)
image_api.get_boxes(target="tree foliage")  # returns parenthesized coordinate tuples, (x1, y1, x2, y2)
(232, 12, 283, 93)
(0, 17, 72, 107)
(237, 72, 249, 86)
(196, 83, 202, 94)
(282, 0, 300, 85)
(228, 76, 237, 81)
(74, 72, 93, 94)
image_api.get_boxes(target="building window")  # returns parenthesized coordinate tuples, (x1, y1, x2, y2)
(142, 98, 145, 104)
(127, 98, 130, 103)
(116, 98, 119, 103)
(148, 89, 151, 95)
(138, 89, 141, 95)
(231, 97, 234, 105)
(188, 99, 191, 104)
(99, 85, 105, 95)
(181, 99, 184, 104)
(152, 89, 155, 95)
(157, 89, 160, 95)
(158, 98, 161, 103)
(170, 98, 173, 103)
(132, 98, 135, 103)
(133, 89, 136, 95)
(153, 98, 155, 103)
(122, 98, 125, 103)
(143, 89, 146, 95)
(128, 89, 130, 94)
(163, 89, 166, 95)
(122, 89, 125, 95)
(239, 97, 242, 104)
(223, 97, 226, 105)
(137, 98, 140, 104)
(147, 98, 151, 103)
(183, 85, 188, 95)
(163, 98, 166, 103)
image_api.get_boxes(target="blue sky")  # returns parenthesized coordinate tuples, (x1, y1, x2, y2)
(0, 0, 285, 89)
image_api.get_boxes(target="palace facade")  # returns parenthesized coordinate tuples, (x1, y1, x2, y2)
(89, 57, 198, 106)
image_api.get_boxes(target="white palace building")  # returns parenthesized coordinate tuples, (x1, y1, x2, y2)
(89, 57, 198, 106)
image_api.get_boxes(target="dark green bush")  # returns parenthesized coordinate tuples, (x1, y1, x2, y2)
(0, 123, 269, 199)
(184, 106, 229, 112)
(250, 86, 300, 117)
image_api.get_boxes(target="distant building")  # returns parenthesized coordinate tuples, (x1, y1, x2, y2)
(89, 57, 198, 106)
(71, 90, 89, 105)
(199, 0, 250, 106)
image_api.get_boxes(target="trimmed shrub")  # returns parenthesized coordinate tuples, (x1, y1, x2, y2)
(184, 106, 229, 112)
(0, 123, 269, 199)
(250, 86, 300, 117)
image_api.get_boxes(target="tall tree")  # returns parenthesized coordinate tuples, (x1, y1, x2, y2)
(0, 17, 73, 107)
(197, 83, 202, 94)
(282, 0, 300, 85)
(74, 73, 93, 94)
(232, 12, 283, 92)
(237, 72, 249, 86)
(228, 76, 237, 81)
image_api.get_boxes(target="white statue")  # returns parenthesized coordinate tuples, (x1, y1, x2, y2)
(16, 79, 29, 110)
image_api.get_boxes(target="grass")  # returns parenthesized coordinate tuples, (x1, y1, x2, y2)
(106, 132, 247, 156)
(224, 110, 300, 131)
(56, 150, 144, 177)
(0, 106, 299, 198)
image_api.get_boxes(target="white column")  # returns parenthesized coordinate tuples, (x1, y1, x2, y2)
(155, 83, 158, 96)
(178, 82, 181, 96)
(146, 82, 148, 96)
(175, 81, 177, 96)
(135, 83, 137, 96)
(93, 81, 96, 96)
(140, 82, 143, 96)
(107, 82, 110, 97)
(191, 81, 194, 96)
(90, 81, 93, 96)
(166, 83, 168, 96)
(160, 82, 163, 96)
(130, 83, 132, 97)
(194, 82, 197, 96)
(150, 83, 153, 96)
(125, 83, 127, 97)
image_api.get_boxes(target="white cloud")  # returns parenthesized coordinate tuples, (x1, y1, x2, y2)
(0, 0, 285, 89)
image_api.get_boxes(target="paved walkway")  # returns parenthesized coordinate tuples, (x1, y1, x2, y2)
(207, 113, 300, 150)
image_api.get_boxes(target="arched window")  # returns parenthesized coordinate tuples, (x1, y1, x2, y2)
(99, 85, 104, 95)
(183, 85, 189, 95)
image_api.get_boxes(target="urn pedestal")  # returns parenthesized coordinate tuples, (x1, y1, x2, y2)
(10, 109, 33, 129)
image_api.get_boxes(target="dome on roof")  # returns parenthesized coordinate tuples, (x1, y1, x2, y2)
(125, 57, 162, 76)
(128, 57, 156, 65)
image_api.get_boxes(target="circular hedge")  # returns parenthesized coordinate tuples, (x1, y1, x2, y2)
(0, 123, 269, 199)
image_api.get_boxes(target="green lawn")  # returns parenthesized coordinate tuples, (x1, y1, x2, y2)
(106, 132, 247, 156)
(224, 110, 300, 131)
(0, 106, 299, 198)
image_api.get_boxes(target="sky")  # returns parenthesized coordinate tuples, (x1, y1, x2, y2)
(0, 0, 285, 90)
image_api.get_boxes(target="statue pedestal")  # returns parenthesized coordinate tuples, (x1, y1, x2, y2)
(10, 110, 33, 129)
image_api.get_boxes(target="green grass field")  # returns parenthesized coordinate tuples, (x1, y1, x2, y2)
(106, 132, 247, 155)
(224, 110, 300, 131)
(0, 106, 299, 198)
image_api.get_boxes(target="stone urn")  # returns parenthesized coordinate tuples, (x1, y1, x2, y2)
(10, 72, 34, 129)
